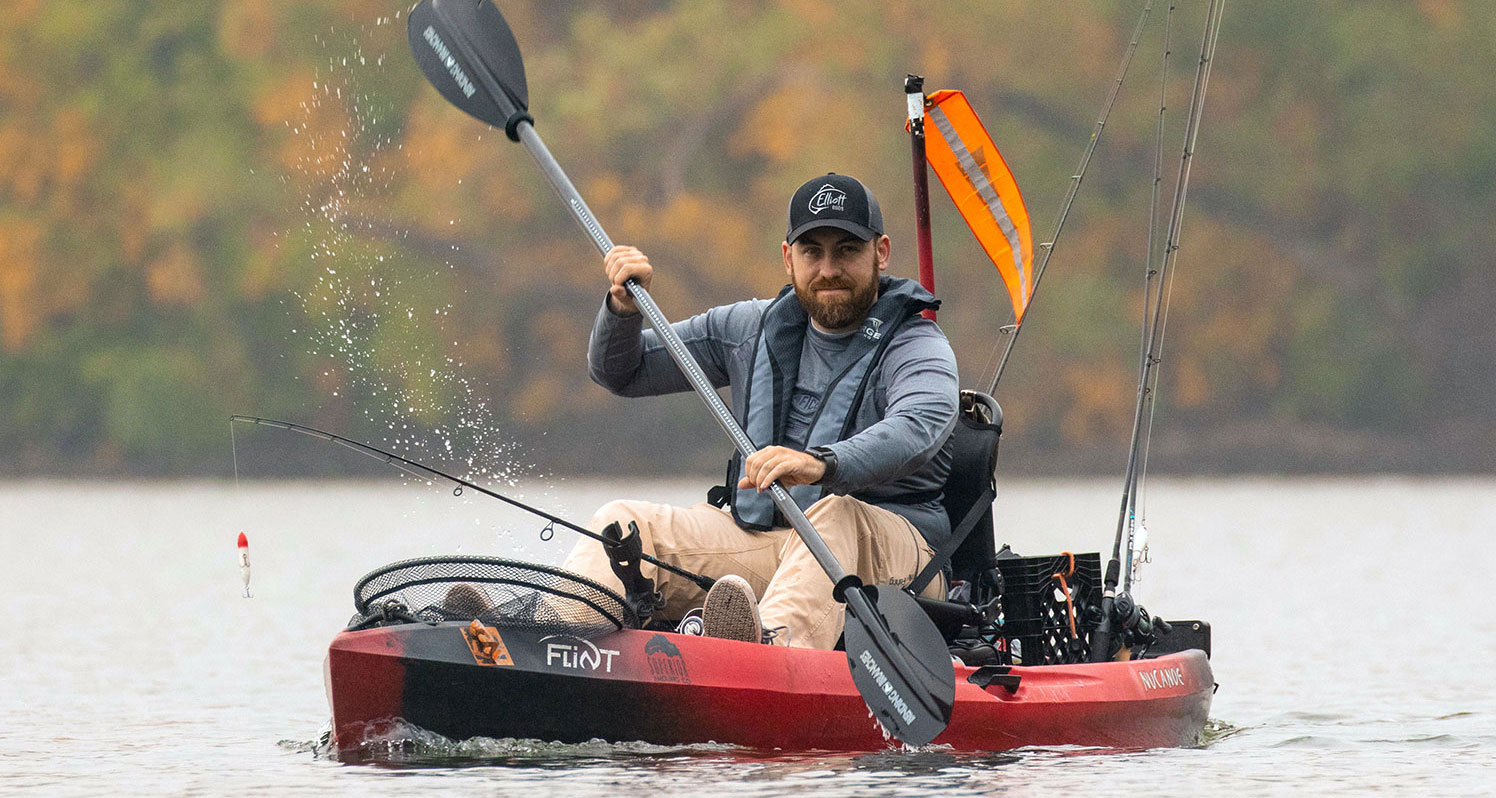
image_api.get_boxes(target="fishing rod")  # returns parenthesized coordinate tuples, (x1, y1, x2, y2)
(228, 415, 716, 591)
(1122, 0, 1224, 582)
(1093, 0, 1226, 662)
(984, 0, 1155, 394)
(1126, 2, 1176, 591)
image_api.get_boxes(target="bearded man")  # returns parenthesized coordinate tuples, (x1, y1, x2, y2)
(562, 173, 960, 649)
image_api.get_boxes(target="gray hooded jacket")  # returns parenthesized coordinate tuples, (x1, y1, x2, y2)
(588, 276, 960, 548)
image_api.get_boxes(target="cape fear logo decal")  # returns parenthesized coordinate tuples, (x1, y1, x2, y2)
(422, 25, 477, 99)
(540, 634, 620, 673)
(461, 620, 514, 667)
(644, 634, 691, 684)
(808, 184, 848, 215)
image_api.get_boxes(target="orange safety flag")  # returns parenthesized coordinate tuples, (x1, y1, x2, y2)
(923, 90, 1034, 322)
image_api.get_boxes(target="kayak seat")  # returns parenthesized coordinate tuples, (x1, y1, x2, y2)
(909, 390, 1003, 605)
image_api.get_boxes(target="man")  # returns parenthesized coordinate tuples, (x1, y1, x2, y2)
(562, 173, 959, 649)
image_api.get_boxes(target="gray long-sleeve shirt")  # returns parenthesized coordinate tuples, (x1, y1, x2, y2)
(588, 293, 961, 546)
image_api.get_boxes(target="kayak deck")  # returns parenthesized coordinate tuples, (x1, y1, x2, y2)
(326, 622, 1212, 751)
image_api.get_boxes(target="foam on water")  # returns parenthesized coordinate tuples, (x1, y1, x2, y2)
(288, 719, 747, 768)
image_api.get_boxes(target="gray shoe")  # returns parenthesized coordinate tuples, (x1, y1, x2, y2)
(702, 575, 762, 643)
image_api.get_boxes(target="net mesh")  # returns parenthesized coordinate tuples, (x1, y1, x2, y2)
(349, 556, 636, 636)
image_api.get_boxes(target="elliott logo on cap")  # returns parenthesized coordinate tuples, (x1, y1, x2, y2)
(786, 172, 882, 244)
(808, 184, 847, 215)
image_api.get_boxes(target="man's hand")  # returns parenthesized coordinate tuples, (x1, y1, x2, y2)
(738, 445, 826, 491)
(603, 245, 653, 315)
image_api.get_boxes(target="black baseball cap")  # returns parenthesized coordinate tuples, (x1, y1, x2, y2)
(785, 173, 884, 244)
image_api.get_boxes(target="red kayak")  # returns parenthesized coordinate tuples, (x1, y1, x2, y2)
(326, 620, 1213, 752)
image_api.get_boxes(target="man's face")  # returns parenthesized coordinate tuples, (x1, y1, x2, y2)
(782, 228, 891, 332)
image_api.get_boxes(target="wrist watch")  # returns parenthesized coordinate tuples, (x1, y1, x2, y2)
(806, 446, 838, 484)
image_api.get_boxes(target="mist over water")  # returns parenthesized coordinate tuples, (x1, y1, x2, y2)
(3, 477, 1491, 796)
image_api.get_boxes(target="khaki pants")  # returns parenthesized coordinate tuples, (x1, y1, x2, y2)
(561, 494, 945, 650)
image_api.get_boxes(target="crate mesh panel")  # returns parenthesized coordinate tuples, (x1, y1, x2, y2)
(350, 556, 635, 636)
(995, 552, 1102, 665)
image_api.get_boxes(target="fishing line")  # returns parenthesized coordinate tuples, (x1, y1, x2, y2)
(1091, 0, 1226, 660)
(228, 414, 716, 590)
(231, 418, 241, 488)
(1114, 0, 1227, 582)
(984, 0, 1156, 394)
(1127, 2, 1175, 589)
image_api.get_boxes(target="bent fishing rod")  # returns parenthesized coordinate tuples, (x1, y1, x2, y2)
(984, 0, 1156, 394)
(1092, 0, 1226, 662)
(229, 415, 715, 591)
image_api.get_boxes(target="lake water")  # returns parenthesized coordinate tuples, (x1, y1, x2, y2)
(2, 477, 1493, 795)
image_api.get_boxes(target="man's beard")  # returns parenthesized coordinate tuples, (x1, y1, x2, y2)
(793, 267, 880, 331)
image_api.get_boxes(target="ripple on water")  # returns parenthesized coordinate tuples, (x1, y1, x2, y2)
(282, 720, 748, 769)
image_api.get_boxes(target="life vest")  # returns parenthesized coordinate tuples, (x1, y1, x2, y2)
(730, 276, 939, 530)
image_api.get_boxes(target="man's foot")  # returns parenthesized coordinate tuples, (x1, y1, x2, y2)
(702, 575, 762, 643)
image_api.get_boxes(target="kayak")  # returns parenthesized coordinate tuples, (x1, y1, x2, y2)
(325, 619, 1213, 752)
(242, 419, 1215, 751)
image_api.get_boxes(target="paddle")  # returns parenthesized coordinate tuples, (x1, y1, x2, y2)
(407, 0, 955, 745)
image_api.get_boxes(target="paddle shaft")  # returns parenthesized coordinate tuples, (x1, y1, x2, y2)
(513, 121, 854, 588)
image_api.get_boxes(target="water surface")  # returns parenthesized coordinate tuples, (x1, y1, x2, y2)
(2, 478, 1492, 795)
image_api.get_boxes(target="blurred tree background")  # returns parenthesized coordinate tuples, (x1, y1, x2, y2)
(1, 0, 1492, 479)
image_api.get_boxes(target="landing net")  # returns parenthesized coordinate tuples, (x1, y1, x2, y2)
(349, 556, 636, 636)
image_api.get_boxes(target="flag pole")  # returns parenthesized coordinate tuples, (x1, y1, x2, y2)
(906, 74, 936, 321)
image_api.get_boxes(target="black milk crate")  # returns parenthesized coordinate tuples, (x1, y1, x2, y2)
(995, 552, 1103, 665)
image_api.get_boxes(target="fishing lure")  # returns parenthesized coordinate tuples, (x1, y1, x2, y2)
(238, 532, 252, 598)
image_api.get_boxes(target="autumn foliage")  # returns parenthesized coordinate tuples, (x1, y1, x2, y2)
(2, 1, 1493, 476)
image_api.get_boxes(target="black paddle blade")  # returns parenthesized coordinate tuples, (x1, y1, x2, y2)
(842, 585, 956, 746)
(408, 0, 529, 132)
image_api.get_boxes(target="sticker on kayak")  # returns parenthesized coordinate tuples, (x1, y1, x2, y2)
(1138, 665, 1185, 691)
(644, 634, 691, 685)
(540, 634, 619, 673)
(462, 620, 514, 667)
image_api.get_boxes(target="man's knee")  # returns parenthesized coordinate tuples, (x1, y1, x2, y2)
(804, 494, 866, 532)
(589, 499, 653, 530)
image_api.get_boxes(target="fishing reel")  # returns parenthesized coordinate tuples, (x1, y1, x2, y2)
(1103, 591, 1172, 659)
